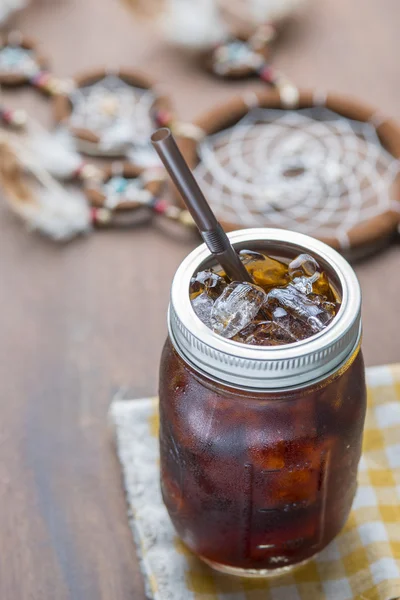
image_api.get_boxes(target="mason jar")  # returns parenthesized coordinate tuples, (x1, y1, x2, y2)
(159, 228, 366, 577)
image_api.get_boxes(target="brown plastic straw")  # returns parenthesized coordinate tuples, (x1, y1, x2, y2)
(151, 128, 252, 283)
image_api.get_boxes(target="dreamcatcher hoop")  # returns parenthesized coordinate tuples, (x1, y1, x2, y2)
(200, 25, 274, 80)
(84, 162, 164, 211)
(83, 161, 194, 229)
(53, 68, 174, 159)
(0, 32, 46, 85)
(0, 32, 66, 94)
(176, 88, 400, 258)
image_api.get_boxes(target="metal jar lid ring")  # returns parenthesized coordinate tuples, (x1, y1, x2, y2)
(169, 228, 362, 390)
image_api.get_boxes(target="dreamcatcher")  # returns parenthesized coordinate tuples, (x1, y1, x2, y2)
(0, 134, 91, 240)
(0, 32, 67, 94)
(123, 0, 304, 95)
(0, 118, 194, 239)
(53, 68, 173, 161)
(0, 28, 197, 241)
(83, 162, 193, 228)
(176, 88, 400, 258)
(1, 24, 399, 256)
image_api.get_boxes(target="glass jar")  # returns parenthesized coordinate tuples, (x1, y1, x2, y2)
(159, 229, 366, 577)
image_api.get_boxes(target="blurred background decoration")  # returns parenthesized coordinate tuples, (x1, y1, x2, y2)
(0, 0, 398, 259)
(175, 89, 400, 260)
(124, 0, 305, 49)
(0, 132, 90, 240)
(0, 35, 197, 240)
(0, 0, 27, 27)
(123, 0, 304, 91)
(52, 68, 174, 162)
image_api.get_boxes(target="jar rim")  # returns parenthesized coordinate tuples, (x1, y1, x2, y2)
(169, 228, 362, 389)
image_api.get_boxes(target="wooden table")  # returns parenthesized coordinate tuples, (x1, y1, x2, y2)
(0, 0, 399, 597)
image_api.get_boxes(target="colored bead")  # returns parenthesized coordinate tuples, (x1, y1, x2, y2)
(178, 210, 195, 227)
(278, 82, 300, 108)
(174, 122, 204, 142)
(31, 71, 51, 88)
(259, 65, 275, 83)
(153, 198, 169, 214)
(73, 162, 86, 178)
(47, 77, 66, 95)
(10, 109, 26, 127)
(91, 207, 111, 225)
(1, 109, 12, 122)
(156, 109, 172, 127)
(0, 108, 26, 127)
(164, 205, 181, 219)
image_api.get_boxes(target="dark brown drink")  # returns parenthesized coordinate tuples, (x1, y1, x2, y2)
(160, 341, 365, 574)
(190, 250, 340, 345)
(159, 229, 365, 576)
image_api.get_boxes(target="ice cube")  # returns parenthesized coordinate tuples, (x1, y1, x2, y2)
(289, 254, 338, 304)
(191, 292, 215, 328)
(242, 320, 297, 346)
(189, 269, 227, 299)
(272, 307, 310, 341)
(239, 249, 290, 291)
(239, 249, 266, 265)
(307, 293, 337, 317)
(267, 285, 334, 334)
(311, 271, 336, 302)
(291, 271, 322, 295)
(289, 253, 319, 278)
(273, 307, 287, 319)
(291, 272, 338, 309)
(211, 282, 267, 339)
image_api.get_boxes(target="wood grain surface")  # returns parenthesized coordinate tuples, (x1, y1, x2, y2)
(0, 0, 399, 598)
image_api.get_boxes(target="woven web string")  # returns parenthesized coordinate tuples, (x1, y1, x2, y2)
(68, 74, 156, 160)
(194, 107, 400, 248)
(0, 46, 38, 76)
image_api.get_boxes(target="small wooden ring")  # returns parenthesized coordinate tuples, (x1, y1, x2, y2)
(0, 34, 48, 86)
(84, 162, 165, 212)
(53, 68, 174, 158)
(200, 28, 271, 80)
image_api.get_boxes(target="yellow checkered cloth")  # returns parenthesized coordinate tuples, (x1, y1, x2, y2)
(110, 364, 400, 600)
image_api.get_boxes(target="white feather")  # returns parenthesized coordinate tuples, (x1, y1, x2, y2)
(28, 127, 83, 180)
(15, 145, 91, 241)
(0, 134, 90, 241)
(27, 188, 91, 241)
(161, 0, 227, 50)
(250, 0, 305, 24)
